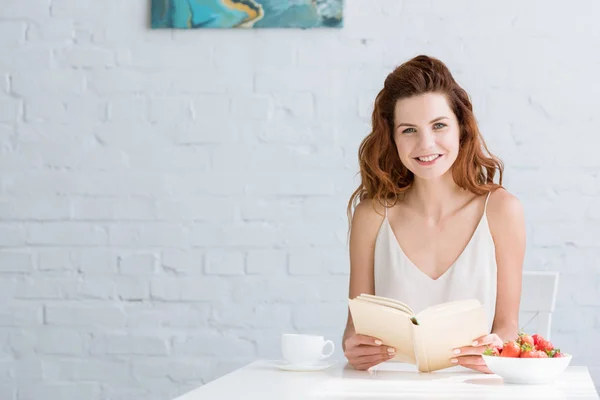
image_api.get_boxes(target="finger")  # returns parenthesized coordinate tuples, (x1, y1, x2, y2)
(356, 352, 394, 366)
(348, 350, 394, 370)
(353, 335, 384, 346)
(472, 334, 502, 347)
(453, 345, 488, 356)
(452, 355, 486, 366)
(345, 345, 393, 363)
(455, 334, 502, 354)
(461, 364, 492, 374)
(350, 360, 370, 371)
(354, 362, 374, 371)
(355, 357, 387, 371)
(355, 344, 396, 358)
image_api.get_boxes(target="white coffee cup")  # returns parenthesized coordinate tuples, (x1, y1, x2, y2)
(281, 333, 335, 366)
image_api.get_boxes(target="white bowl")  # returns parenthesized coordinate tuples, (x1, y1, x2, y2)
(482, 354, 572, 384)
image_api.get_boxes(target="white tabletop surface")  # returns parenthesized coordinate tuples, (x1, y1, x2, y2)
(174, 359, 600, 400)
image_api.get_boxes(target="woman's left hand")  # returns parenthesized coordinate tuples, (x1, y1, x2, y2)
(450, 333, 504, 373)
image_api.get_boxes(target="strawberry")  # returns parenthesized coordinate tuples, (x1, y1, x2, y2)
(517, 332, 535, 348)
(520, 342, 534, 356)
(533, 350, 549, 358)
(483, 345, 500, 356)
(547, 348, 565, 358)
(520, 349, 534, 358)
(500, 340, 521, 358)
(520, 342, 548, 358)
(531, 333, 544, 347)
(521, 348, 548, 358)
(536, 337, 554, 353)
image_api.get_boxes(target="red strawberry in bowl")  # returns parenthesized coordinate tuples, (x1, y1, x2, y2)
(499, 340, 521, 358)
(521, 348, 548, 358)
(517, 332, 535, 348)
(483, 345, 501, 356)
(533, 350, 549, 358)
(519, 343, 534, 358)
(536, 337, 554, 353)
(547, 348, 565, 358)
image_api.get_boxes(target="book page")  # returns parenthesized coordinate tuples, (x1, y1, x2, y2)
(356, 294, 415, 316)
(413, 301, 489, 372)
(416, 298, 482, 321)
(348, 298, 416, 365)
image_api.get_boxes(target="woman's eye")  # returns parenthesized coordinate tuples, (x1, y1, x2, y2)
(433, 123, 446, 129)
(402, 127, 416, 134)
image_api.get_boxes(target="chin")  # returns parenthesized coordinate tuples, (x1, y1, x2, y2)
(407, 162, 452, 181)
(412, 171, 449, 181)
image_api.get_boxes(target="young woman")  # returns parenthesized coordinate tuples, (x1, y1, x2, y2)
(342, 55, 525, 373)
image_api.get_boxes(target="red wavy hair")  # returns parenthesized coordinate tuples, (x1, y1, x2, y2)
(347, 55, 504, 225)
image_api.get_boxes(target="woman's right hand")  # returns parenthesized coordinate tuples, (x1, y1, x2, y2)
(344, 333, 396, 370)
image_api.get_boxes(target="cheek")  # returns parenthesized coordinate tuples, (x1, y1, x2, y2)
(441, 131, 460, 153)
(395, 141, 412, 162)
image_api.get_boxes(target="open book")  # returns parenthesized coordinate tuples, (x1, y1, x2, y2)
(348, 294, 489, 372)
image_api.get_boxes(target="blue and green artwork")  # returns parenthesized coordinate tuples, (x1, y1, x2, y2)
(151, 0, 344, 29)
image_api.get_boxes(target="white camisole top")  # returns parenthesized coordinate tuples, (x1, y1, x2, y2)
(374, 192, 498, 333)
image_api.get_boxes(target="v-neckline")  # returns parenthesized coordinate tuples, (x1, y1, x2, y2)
(383, 214, 486, 282)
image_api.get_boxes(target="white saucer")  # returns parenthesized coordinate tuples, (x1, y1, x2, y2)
(274, 360, 337, 372)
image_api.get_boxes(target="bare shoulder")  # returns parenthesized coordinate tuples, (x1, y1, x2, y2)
(351, 198, 387, 228)
(486, 188, 524, 219)
(486, 188, 525, 239)
(349, 198, 387, 261)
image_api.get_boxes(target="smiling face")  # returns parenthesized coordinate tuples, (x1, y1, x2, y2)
(392, 93, 461, 181)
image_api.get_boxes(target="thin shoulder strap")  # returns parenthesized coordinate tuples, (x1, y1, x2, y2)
(383, 198, 391, 219)
(484, 190, 492, 213)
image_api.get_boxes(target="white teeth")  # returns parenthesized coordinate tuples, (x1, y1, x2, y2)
(417, 154, 440, 162)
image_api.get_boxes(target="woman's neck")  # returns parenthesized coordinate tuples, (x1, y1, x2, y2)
(404, 172, 469, 224)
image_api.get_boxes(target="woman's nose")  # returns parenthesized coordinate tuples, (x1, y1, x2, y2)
(417, 130, 435, 150)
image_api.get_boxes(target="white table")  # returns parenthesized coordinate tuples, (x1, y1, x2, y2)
(175, 359, 600, 400)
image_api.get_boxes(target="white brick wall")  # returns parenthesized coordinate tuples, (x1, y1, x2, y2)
(0, 0, 599, 399)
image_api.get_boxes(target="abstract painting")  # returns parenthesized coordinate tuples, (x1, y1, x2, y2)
(151, 0, 344, 29)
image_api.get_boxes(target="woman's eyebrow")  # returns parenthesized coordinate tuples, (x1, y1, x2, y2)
(395, 116, 449, 128)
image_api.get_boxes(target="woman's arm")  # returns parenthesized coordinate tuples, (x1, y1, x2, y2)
(487, 188, 526, 342)
(343, 198, 397, 370)
(342, 199, 386, 356)
(453, 189, 526, 373)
